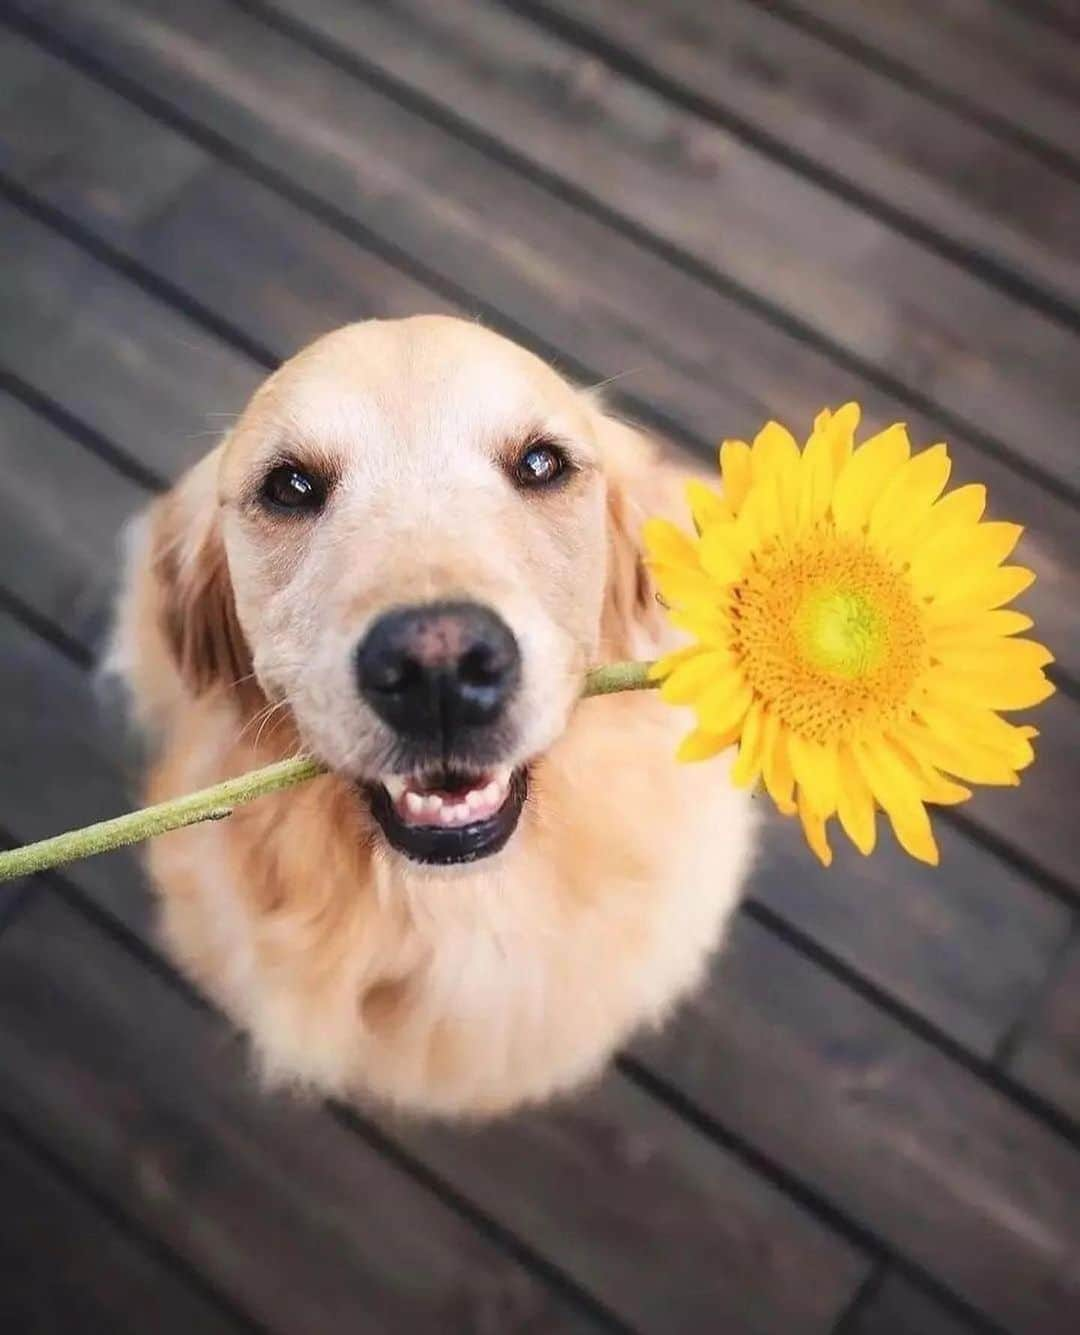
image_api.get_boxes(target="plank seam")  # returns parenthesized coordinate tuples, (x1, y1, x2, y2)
(0, 1102, 270, 1335)
(618, 1058, 1016, 1335)
(328, 1105, 640, 1335)
(501, 0, 1080, 330)
(231, 0, 1080, 507)
(0, 365, 164, 493)
(744, 0, 1080, 181)
(830, 1263, 886, 1335)
(7, 3, 1077, 516)
(992, 913, 1080, 1069)
(994, 0, 1080, 41)
(744, 899, 1080, 1147)
(0, 14, 732, 466)
(9, 871, 640, 1333)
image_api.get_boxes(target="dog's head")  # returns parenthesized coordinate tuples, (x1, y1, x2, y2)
(148, 317, 668, 868)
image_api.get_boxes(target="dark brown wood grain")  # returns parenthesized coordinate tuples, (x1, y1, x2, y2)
(8, 0, 1080, 496)
(791, 0, 1080, 167)
(251, 0, 1080, 489)
(1009, 931, 1080, 1125)
(634, 916, 1080, 1334)
(527, 0, 1080, 305)
(846, 1272, 989, 1335)
(0, 891, 609, 1335)
(0, 1123, 250, 1335)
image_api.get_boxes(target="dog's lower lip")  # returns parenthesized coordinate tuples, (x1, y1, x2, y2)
(365, 767, 528, 866)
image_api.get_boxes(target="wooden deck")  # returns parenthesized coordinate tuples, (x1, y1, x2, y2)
(0, 1, 1078, 1330)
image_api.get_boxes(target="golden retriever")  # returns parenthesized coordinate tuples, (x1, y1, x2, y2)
(112, 316, 756, 1117)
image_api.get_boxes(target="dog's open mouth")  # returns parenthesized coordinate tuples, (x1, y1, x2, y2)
(366, 765, 528, 865)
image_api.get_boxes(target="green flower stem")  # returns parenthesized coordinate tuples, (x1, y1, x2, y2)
(0, 660, 656, 885)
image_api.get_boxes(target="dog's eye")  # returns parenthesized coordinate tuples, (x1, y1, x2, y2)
(514, 440, 567, 489)
(260, 464, 326, 514)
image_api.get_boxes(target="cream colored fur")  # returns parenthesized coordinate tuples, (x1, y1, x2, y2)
(113, 316, 757, 1118)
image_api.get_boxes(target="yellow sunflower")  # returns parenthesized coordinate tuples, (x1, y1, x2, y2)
(643, 404, 1054, 867)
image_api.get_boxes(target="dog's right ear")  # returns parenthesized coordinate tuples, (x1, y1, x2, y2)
(147, 450, 254, 700)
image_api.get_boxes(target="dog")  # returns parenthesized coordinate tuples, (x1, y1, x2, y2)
(112, 316, 756, 1118)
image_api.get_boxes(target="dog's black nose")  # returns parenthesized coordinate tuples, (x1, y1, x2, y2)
(356, 601, 521, 740)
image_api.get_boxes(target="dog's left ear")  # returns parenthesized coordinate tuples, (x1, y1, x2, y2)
(148, 449, 255, 701)
(589, 406, 677, 660)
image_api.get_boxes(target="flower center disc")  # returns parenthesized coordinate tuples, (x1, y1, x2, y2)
(731, 534, 926, 743)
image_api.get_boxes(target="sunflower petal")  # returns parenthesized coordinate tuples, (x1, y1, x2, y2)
(761, 713, 797, 815)
(832, 423, 910, 533)
(855, 739, 939, 865)
(660, 650, 734, 704)
(676, 725, 740, 763)
(899, 713, 1021, 786)
(731, 699, 765, 788)
(685, 479, 731, 535)
(649, 562, 718, 608)
(699, 524, 748, 584)
(719, 439, 753, 513)
(835, 747, 876, 855)
(923, 665, 1055, 711)
(869, 443, 951, 553)
(825, 402, 860, 474)
(642, 517, 700, 569)
(788, 733, 838, 817)
(695, 673, 753, 734)
(647, 644, 700, 682)
(798, 788, 833, 867)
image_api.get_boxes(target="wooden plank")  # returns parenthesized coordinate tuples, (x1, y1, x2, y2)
(846, 1272, 989, 1335)
(750, 812, 1069, 1059)
(962, 688, 1080, 889)
(633, 915, 1080, 1334)
(0, 205, 1073, 1071)
(0, 610, 150, 933)
(793, 0, 1080, 168)
(386, 1073, 866, 1335)
(1015, 0, 1080, 41)
(1008, 931, 1080, 1125)
(0, 200, 260, 482)
(9, 0, 1080, 498)
(0, 1122, 250, 1335)
(526, 0, 1080, 308)
(0, 391, 148, 647)
(3, 24, 1080, 695)
(0, 891, 611, 1335)
(229, 0, 1080, 494)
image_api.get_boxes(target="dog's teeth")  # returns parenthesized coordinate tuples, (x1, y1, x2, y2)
(484, 780, 503, 805)
(465, 788, 484, 811)
(404, 791, 424, 815)
(423, 794, 443, 816)
(384, 776, 407, 800)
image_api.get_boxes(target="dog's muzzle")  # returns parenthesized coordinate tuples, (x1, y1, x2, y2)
(355, 601, 527, 864)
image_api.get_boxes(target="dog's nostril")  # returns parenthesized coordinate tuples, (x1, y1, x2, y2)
(366, 655, 422, 697)
(356, 601, 521, 739)
(459, 644, 507, 688)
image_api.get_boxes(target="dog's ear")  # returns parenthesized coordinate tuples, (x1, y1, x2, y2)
(148, 450, 255, 700)
(589, 406, 674, 660)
